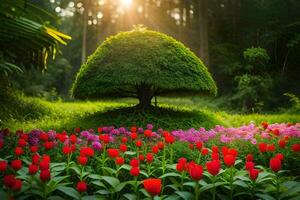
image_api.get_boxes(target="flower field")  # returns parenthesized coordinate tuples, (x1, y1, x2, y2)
(0, 122, 300, 200)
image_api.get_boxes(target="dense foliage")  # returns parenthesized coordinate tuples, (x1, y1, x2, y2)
(72, 28, 217, 108)
(0, 122, 300, 199)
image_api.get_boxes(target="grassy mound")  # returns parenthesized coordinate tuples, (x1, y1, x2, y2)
(2, 97, 300, 132)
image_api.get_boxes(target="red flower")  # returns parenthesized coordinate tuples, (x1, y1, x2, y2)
(107, 148, 119, 158)
(131, 126, 137, 133)
(77, 181, 87, 193)
(221, 146, 228, 156)
(211, 152, 219, 160)
(246, 154, 253, 162)
(40, 169, 51, 182)
(139, 155, 145, 162)
(195, 142, 203, 150)
(201, 148, 209, 155)
(130, 158, 139, 167)
(130, 167, 140, 176)
(245, 161, 255, 171)
(3, 174, 16, 188)
(44, 141, 54, 150)
(69, 134, 77, 144)
(98, 127, 103, 133)
(135, 140, 142, 147)
(39, 133, 49, 142)
(42, 155, 51, 162)
(269, 158, 281, 172)
(261, 121, 268, 129)
(228, 148, 238, 157)
(30, 146, 38, 153)
(157, 142, 164, 150)
(32, 154, 40, 165)
(165, 135, 175, 144)
(146, 153, 154, 163)
(278, 139, 286, 148)
(130, 132, 138, 140)
(152, 145, 159, 154)
(62, 145, 72, 155)
(176, 162, 186, 172)
(267, 144, 276, 152)
(15, 147, 24, 156)
(80, 147, 94, 157)
(115, 157, 125, 165)
(143, 178, 162, 196)
(291, 144, 300, 152)
(189, 143, 194, 150)
(0, 160, 7, 172)
(99, 134, 110, 144)
(18, 139, 27, 147)
(249, 169, 259, 180)
(212, 146, 218, 153)
(224, 154, 236, 167)
(77, 156, 88, 166)
(189, 163, 203, 181)
(275, 153, 284, 162)
(144, 130, 152, 138)
(28, 164, 38, 175)
(119, 144, 127, 152)
(272, 129, 280, 136)
(121, 137, 128, 143)
(75, 127, 81, 133)
(258, 143, 267, 153)
(39, 160, 50, 170)
(12, 179, 22, 191)
(11, 159, 22, 171)
(206, 160, 221, 176)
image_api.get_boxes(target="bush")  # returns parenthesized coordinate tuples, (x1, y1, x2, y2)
(72, 28, 217, 109)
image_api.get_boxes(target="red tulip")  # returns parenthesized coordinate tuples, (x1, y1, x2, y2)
(107, 148, 119, 158)
(44, 141, 54, 150)
(30, 146, 38, 153)
(77, 156, 88, 166)
(3, 174, 16, 188)
(130, 167, 140, 176)
(39, 159, 50, 170)
(246, 154, 253, 162)
(291, 144, 300, 152)
(135, 140, 143, 147)
(143, 178, 162, 196)
(227, 148, 238, 157)
(165, 135, 175, 144)
(270, 158, 281, 172)
(212, 146, 218, 153)
(130, 132, 138, 140)
(130, 158, 139, 167)
(258, 143, 267, 153)
(224, 154, 236, 167)
(131, 126, 137, 133)
(144, 130, 152, 138)
(146, 153, 154, 163)
(0, 160, 7, 172)
(12, 179, 22, 191)
(18, 139, 27, 147)
(189, 143, 194, 150)
(15, 147, 24, 156)
(249, 169, 259, 180)
(11, 159, 22, 171)
(206, 160, 221, 176)
(245, 161, 255, 171)
(278, 139, 286, 148)
(121, 137, 128, 143)
(32, 154, 40, 165)
(75, 127, 81, 133)
(261, 121, 268, 129)
(40, 169, 51, 182)
(69, 134, 77, 144)
(195, 142, 203, 150)
(152, 145, 159, 154)
(99, 134, 110, 143)
(80, 147, 94, 157)
(139, 155, 145, 162)
(201, 148, 209, 155)
(76, 181, 87, 193)
(189, 163, 203, 180)
(275, 153, 284, 162)
(157, 142, 164, 150)
(62, 145, 72, 155)
(28, 164, 38, 175)
(115, 157, 125, 165)
(119, 144, 127, 152)
(39, 133, 49, 142)
(211, 152, 219, 160)
(267, 144, 276, 152)
(98, 127, 103, 134)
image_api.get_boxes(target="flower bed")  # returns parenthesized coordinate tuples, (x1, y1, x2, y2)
(0, 122, 300, 199)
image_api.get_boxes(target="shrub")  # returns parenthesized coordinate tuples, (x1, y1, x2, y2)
(72, 28, 217, 109)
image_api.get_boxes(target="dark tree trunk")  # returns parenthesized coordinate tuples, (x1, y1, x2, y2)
(136, 84, 154, 110)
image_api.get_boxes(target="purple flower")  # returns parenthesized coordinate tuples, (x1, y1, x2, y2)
(92, 141, 102, 150)
(138, 127, 144, 133)
(146, 124, 153, 130)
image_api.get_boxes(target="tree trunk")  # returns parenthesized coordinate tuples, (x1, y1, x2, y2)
(196, 0, 210, 67)
(81, 5, 88, 64)
(136, 84, 154, 110)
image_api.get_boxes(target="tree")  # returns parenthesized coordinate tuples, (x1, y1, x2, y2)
(72, 28, 217, 109)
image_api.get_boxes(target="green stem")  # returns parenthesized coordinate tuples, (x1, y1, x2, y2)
(230, 167, 234, 199)
(195, 180, 200, 200)
(212, 176, 216, 200)
(276, 174, 280, 200)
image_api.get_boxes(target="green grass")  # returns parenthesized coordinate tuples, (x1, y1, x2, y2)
(1, 96, 300, 132)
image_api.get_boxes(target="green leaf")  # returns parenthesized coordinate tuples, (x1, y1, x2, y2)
(119, 164, 131, 171)
(91, 181, 106, 188)
(183, 181, 196, 188)
(56, 186, 81, 200)
(159, 172, 181, 179)
(48, 196, 65, 200)
(175, 191, 194, 200)
(82, 196, 105, 200)
(114, 181, 135, 192)
(123, 193, 137, 200)
(233, 180, 249, 188)
(102, 167, 117, 175)
(124, 151, 136, 155)
(96, 189, 110, 195)
(255, 194, 276, 200)
(199, 182, 227, 193)
(164, 195, 181, 200)
(101, 176, 120, 188)
(88, 174, 102, 180)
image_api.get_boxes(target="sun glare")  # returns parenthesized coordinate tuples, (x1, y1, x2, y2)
(119, 0, 132, 8)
